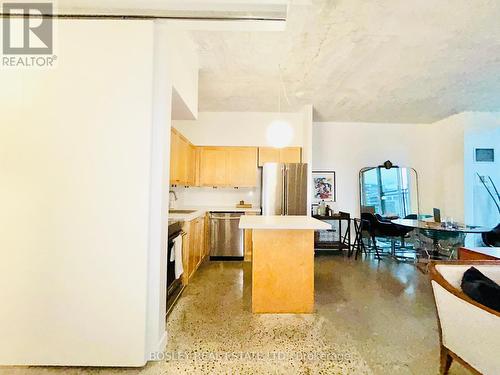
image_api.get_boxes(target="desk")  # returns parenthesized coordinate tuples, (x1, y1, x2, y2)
(391, 219, 491, 261)
(312, 212, 351, 251)
(390, 219, 490, 234)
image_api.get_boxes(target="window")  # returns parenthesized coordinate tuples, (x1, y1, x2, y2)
(361, 167, 416, 218)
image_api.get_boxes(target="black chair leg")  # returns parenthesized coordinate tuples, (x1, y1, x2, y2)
(348, 237, 354, 257)
(351, 232, 359, 258)
(360, 235, 367, 256)
(355, 232, 366, 260)
(353, 228, 360, 259)
(372, 235, 382, 260)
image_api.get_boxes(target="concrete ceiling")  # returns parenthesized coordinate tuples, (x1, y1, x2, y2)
(191, 0, 500, 123)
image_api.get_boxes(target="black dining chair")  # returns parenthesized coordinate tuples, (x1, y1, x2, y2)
(361, 212, 413, 258)
(482, 223, 500, 247)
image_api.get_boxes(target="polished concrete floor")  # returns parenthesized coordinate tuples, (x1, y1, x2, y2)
(1, 256, 471, 374)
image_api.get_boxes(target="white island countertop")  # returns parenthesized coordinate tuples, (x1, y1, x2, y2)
(239, 215, 330, 230)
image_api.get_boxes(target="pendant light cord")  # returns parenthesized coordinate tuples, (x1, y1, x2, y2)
(278, 64, 291, 112)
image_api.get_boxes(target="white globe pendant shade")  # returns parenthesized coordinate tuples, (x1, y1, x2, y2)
(266, 119, 294, 148)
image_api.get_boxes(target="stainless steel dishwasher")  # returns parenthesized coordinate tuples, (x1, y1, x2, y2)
(209, 212, 244, 259)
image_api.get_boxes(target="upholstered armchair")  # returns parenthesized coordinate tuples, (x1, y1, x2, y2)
(429, 261, 500, 375)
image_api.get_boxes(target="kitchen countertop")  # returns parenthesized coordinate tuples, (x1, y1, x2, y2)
(169, 205, 261, 222)
(169, 209, 206, 222)
(239, 215, 330, 230)
(180, 205, 261, 213)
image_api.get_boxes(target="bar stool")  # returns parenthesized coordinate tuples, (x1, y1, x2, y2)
(350, 218, 368, 259)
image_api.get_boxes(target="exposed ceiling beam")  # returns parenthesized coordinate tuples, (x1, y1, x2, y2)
(53, 0, 288, 17)
(19, 0, 289, 31)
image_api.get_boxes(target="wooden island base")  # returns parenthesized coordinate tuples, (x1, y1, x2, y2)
(252, 229, 314, 314)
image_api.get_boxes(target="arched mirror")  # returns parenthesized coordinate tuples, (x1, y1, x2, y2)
(359, 161, 420, 219)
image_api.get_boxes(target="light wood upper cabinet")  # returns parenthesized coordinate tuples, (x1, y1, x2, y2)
(279, 147, 302, 164)
(258, 147, 302, 166)
(170, 128, 270, 187)
(227, 147, 258, 187)
(169, 130, 180, 184)
(188, 145, 197, 186)
(170, 128, 197, 186)
(198, 146, 258, 187)
(178, 137, 189, 183)
(257, 147, 280, 167)
(199, 147, 227, 186)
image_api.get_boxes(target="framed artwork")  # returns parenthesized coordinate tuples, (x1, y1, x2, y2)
(312, 171, 336, 203)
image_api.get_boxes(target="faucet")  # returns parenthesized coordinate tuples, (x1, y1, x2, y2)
(169, 190, 178, 209)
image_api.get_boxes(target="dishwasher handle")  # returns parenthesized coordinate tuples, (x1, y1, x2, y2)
(209, 212, 244, 220)
(210, 216, 242, 221)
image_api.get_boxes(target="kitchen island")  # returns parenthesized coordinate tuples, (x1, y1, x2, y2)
(239, 215, 330, 314)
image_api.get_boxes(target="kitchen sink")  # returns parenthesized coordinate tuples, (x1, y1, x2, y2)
(169, 209, 197, 214)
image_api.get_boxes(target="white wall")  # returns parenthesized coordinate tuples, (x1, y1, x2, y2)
(430, 113, 467, 222)
(463, 113, 500, 229)
(312, 121, 436, 219)
(430, 112, 500, 225)
(172, 111, 306, 208)
(146, 23, 174, 360)
(173, 111, 304, 146)
(301, 105, 314, 215)
(164, 27, 199, 120)
(312, 113, 500, 225)
(0, 20, 171, 366)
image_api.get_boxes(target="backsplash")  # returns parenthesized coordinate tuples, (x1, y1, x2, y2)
(171, 168, 262, 208)
(171, 186, 260, 208)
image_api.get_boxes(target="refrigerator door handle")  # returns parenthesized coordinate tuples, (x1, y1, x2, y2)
(281, 164, 285, 215)
(283, 165, 288, 215)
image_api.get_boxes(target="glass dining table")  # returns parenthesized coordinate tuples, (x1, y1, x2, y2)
(391, 219, 492, 264)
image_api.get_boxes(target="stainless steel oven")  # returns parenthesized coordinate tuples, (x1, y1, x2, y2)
(167, 220, 184, 315)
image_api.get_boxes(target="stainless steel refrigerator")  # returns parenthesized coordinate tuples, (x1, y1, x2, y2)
(261, 163, 308, 215)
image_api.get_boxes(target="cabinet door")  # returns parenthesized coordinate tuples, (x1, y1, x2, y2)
(178, 137, 190, 185)
(181, 221, 191, 285)
(170, 128, 197, 186)
(279, 147, 302, 164)
(244, 212, 258, 262)
(187, 145, 197, 186)
(169, 130, 180, 184)
(204, 213, 210, 258)
(227, 147, 258, 187)
(196, 217, 204, 267)
(192, 218, 199, 269)
(258, 147, 280, 167)
(188, 220, 198, 279)
(199, 147, 227, 186)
